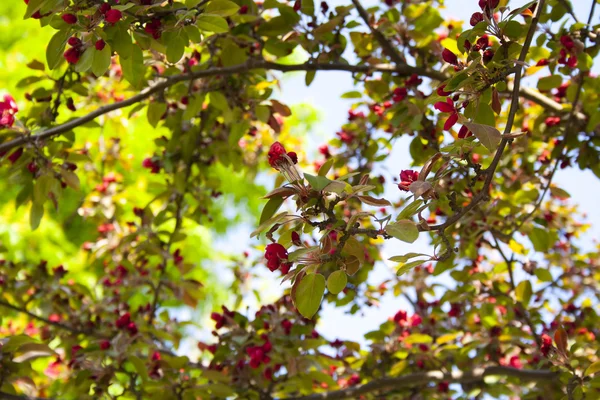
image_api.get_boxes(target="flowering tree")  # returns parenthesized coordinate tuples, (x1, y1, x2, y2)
(1, 0, 600, 398)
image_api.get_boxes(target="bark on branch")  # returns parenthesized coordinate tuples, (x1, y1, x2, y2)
(286, 366, 558, 400)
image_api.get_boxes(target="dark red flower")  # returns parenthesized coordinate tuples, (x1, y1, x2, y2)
(105, 9, 122, 23)
(99, 3, 111, 14)
(545, 116, 561, 127)
(287, 151, 298, 164)
(8, 148, 23, 164)
(470, 12, 484, 26)
(397, 170, 418, 192)
(239, 5, 248, 13)
(457, 125, 472, 139)
(442, 48, 458, 65)
(392, 87, 407, 102)
(536, 58, 549, 66)
(267, 142, 287, 169)
(95, 39, 106, 51)
(64, 47, 81, 64)
(265, 243, 288, 272)
(62, 13, 77, 24)
(436, 84, 452, 97)
(144, 19, 162, 39)
(560, 35, 574, 51)
(68, 37, 82, 47)
(99, 340, 111, 350)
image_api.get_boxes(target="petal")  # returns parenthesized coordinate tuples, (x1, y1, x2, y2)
(444, 113, 459, 131)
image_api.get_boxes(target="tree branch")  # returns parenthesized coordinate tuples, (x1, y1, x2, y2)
(286, 366, 558, 400)
(423, 0, 546, 233)
(0, 60, 440, 154)
(0, 299, 91, 336)
(349, 0, 406, 66)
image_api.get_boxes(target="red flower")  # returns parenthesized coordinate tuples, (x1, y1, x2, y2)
(265, 243, 288, 272)
(8, 148, 23, 164)
(438, 381, 449, 393)
(392, 87, 407, 102)
(95, 39, 106, 51)
(398, 170, 418, 191)
(64, 47, 81, 64)
(436, 84, 452, 97)
(560, 35, 575, 51)
(393, 310, 407, 324)
(540, 333, 553, 356)
(116, 312, 131, 329)
(105, 9, 122, 23)
(470, 12, 484, 26)
(536, 58, 549, 66)
(68, 37, 82, 47)
(457, 125, 472, 139)
(267, 142, 288, 169)
(287, 151, 298, 164)
(545, 116, 561, 127)
(62, 13, 77, 24)
(239, 5, 248, 13)
(142, 157, 161, 173)
(99, 3, 111, 14)
(0, 94, 18, 128)
(434, 98, 459, 131)
(405, 73, 422, 86)
(281, 319, 293, 334)
(100, 340, 111, 350)
(442, 48, 458, 65)
(144, 19, 162, 39)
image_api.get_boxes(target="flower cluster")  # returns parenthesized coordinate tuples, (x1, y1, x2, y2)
(264, 243, 291, 273)
(0, 94, 18, 128)
(267, 142, 297, 170)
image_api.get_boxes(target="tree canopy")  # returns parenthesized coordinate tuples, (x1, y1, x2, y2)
(1, 0, 600, 398)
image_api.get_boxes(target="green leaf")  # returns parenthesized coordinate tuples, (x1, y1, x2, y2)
(110, 23, 133, 59)
(259, 197, 284, 225)
(397, 200, 425, 220)
(387, 220, 419, 243)
(165, 33, 186, 63)
(341, 91, 362, 99)
(129, 356, 149, 382)
(318, 158, 334, 176)
(205, 0, 240, 16)
(389, 252, 429, 263)
(46, 29, 70, 70)
(463, 121, 502, 152)
(534, 268, 553, 282)
(537, 75, 562, 91)
(515, 280, 532, 304)
(301, 0, 314, 15)
(74, 47, 94, 73)
(585, 361, 600, 377)
(396, 259, 426, 276)
(147, 102, 167, 128)
(529, 227, 551, 252)
(30, 202, 44, 231)
(91, 46, 112, 77)
(304, 173, 332, 191)
(221, 40, 248, 67)
(294, 273, 326, 319)
(183, 94, 204, 120)
(327, 270, 347, 294)
(121, 45, 145, 88)
(305, 70, 316, 86)
(197, 15, 229, 33)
